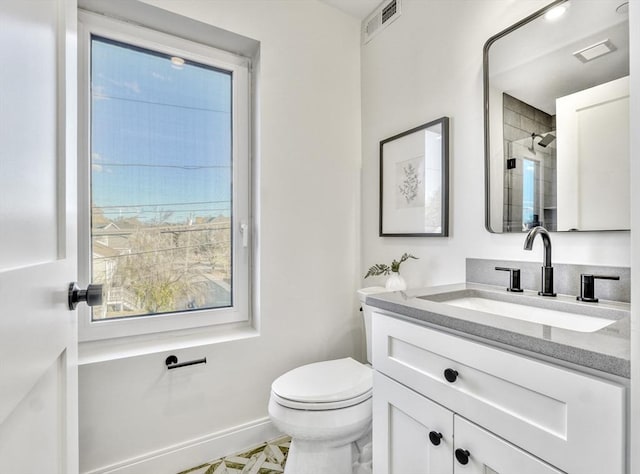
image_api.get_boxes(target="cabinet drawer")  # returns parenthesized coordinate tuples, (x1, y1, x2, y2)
(454, 416, 563, 474)
(372, 313, 625, 474)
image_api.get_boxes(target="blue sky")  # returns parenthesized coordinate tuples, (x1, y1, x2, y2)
(91, 36, 232, 223)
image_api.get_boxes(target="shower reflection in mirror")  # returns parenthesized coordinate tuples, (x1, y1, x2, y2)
(502, 94, 557, 232)
(503, 94, 557, 232)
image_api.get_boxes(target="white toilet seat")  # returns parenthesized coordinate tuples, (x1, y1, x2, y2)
(271, 358, 372, 411)
(271, 388, 372, 411)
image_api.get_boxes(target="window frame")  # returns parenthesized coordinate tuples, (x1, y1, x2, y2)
(77, 11, 252, 342)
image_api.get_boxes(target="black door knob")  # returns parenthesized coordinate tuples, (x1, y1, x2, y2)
(455, 448, 471, 465)
(444, 368, 458, 383)
(428, 431, 443, 446)
(68, 282, 104, 310)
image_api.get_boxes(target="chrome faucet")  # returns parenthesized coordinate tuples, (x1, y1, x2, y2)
(523, 226, 556, 296)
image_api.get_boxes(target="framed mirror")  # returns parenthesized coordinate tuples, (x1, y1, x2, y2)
(483, 0, 630, 233)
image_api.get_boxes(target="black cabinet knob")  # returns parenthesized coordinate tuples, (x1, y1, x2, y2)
(444, 368, 458, 383)
(455, 448, 471, 465)
(428, 431, 443, 446)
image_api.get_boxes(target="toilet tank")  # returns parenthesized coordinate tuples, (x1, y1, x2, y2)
(357, 287, 389, 364)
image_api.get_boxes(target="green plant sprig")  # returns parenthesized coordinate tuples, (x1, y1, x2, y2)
(364, 253, 418, 278)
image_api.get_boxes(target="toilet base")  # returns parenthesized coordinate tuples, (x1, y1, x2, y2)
(284, 430, 372, 474)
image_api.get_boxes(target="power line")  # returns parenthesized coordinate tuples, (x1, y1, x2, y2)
(93, 240, 231, 260)
(92, 92, 231, 115)
(96, 163, 231, 170)
(94, 200, 231, 209)
(98, 208, 230, 215)
(158, 226, 231, 234)
(94, 225, 231, 237)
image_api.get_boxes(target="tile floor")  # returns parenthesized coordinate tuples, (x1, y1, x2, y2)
(178, 432, 373, 474)
(177, 436, 290, 474)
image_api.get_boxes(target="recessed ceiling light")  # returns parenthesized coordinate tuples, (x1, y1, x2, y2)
(544, 4, 567, 21)
(170, 56, 185, 68)
(573, 39, 617, 63)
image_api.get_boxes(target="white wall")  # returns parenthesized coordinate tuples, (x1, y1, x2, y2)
(78, 1, 362, 472)
(629, 0, 639, 471)
(361, 0, 630, 291)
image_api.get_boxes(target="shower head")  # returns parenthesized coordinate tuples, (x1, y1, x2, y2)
(538, 132, 556, 147)
(531, 132, 556, 148)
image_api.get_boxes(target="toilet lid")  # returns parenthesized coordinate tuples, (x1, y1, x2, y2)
(271, 358, 372, 404)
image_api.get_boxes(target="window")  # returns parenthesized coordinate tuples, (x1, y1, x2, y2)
(522, 158, 540, 229)
(78, 12, 251, 341)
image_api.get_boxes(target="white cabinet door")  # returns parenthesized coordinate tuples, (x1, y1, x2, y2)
(453, 416, 563, 474)
(373, 371, 453, 474)
(0, 1, 78, 472)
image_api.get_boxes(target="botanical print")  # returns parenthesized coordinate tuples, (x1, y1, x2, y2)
(396, 156, 425, 209)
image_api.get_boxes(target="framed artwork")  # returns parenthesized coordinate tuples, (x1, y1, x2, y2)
(379, 117, 449, 237)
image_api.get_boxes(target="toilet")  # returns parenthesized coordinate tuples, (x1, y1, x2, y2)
(268, 287, 387, 474)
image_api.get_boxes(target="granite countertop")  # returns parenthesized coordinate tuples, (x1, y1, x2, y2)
(366, 282, 631, 378)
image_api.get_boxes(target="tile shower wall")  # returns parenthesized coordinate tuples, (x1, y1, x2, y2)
(502, 94, 557, 232)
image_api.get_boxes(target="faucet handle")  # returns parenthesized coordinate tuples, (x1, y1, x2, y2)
(577, 274, 620, 303)
(495, 267, 523, 292)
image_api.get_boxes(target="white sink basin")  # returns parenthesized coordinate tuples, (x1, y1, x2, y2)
(420, 290, 618, 333)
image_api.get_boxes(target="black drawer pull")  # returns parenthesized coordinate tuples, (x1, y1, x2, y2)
(165, 355, 207, 370)
(455, 448, 471, 465)
(428, 431, 443, 446)
(444, 368, 458, 383)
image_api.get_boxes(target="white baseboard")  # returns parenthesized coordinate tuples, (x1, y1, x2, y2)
(83, 417, 282, 474)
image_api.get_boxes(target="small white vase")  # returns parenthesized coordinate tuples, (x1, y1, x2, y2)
(385, 272, 407, 291)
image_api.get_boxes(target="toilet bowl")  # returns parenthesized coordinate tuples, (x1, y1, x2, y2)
(268, 358, 372, 474)
(268, 287, 388, 474)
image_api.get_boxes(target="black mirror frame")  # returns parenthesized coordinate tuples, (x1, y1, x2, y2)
(483, 0, 568, 233)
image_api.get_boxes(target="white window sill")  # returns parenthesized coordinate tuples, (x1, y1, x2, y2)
(78, 322, 259, 365)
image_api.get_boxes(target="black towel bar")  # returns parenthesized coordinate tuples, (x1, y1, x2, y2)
(165, 355, 207, 370)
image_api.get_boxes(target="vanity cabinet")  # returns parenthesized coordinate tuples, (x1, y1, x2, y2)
(372, 313, 626, 474)
(374, 371, 563, 474)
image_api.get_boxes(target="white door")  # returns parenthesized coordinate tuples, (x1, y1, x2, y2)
(556, 76, 630, 231)
(0, 0, 78, 472)
(373, 371, 453, 474)
(453, 417, 563, 474)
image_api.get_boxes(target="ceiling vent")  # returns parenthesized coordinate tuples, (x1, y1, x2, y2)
(573, 39, 617, 63)
(363, 0, 401, 44)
